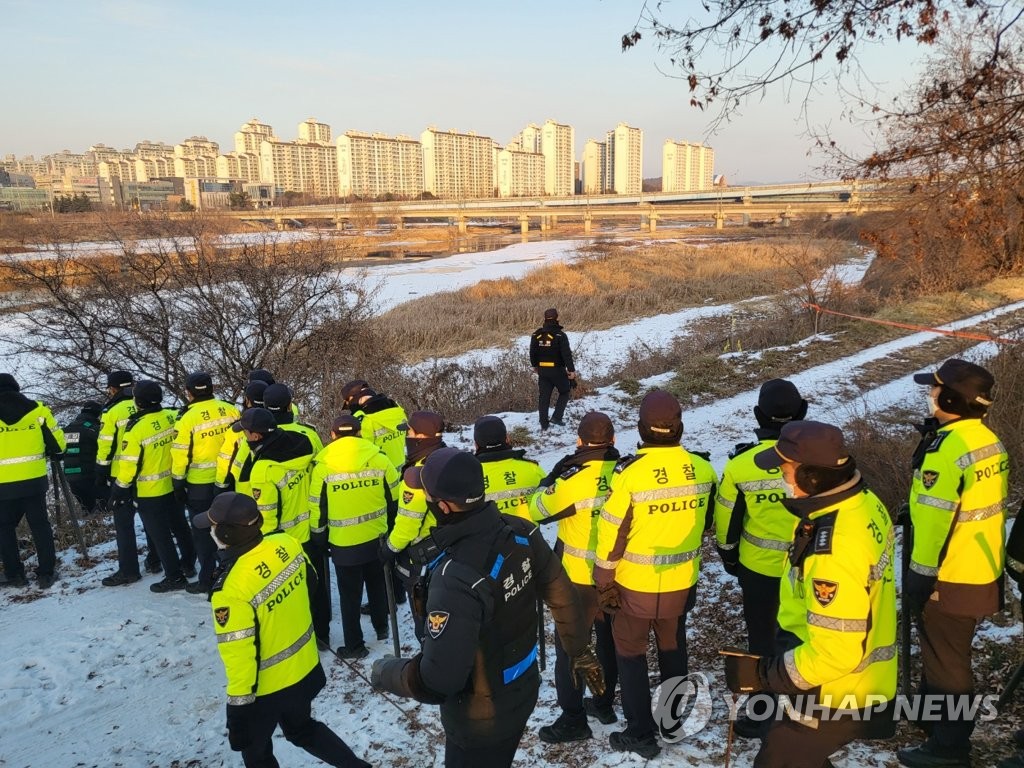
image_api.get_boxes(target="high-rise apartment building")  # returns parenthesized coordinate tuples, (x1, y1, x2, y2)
(662, 140, 715, 192)
(336, 131, 424, 198)
(581, 139, 608, 194)
(174, 137, 220, 178)
(540, 119, 574, 196)
(420, 128, 495, 199)
(298, 118, 332, 145)
(260, 138, 338, 198)
(216, 152, 261, 183)
(606, 123, 643, 195)
(496, 147, 545, 197)
(235, 119, 275, 156)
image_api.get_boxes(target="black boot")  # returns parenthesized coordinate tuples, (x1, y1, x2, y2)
(539, 714, 592, 744)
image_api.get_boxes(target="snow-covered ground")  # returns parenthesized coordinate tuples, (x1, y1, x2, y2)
(1, 235, 1021, 768)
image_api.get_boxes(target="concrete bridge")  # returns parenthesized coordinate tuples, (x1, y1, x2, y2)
(223, 179, 900, 233)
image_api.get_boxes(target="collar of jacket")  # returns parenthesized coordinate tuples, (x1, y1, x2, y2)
(360, 394, 398, 414)
(104, 390, 133, 409)
(541, 320, 562, 331)
(781, 472, 864, 519)
(218, 536, 263, 568)
(404, 438, 445, 469)
(430, 501, 502, 546)
(753, 426, 783, 442)
(253, 428, 311, 462)
(476, 446, 525, 462)
(556, 445, 619, 473)
(0, 391, 35, 425)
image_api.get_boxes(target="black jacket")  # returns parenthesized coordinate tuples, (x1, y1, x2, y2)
(63, 409, 101, 478)
(384, 503, 586, 748)
(529, 321, 574, 372)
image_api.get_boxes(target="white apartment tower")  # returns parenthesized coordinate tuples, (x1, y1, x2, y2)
(235, 119, 275, 155)
(336, 131, 424, 198)
(174, 137, 220, 178)
(217, 153, 261, 183)
(581, 139, 608, 194)
(662, 140, 715, 192)
(420, 128, 495, 199)
(540, 120, 574, 196)
(607, 123, 643, 195)
(260, 138, 338, 198)
(298, 118, 332, 145)
(496, 147, 545, 197)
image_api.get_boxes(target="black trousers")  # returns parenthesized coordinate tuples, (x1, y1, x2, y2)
(0, 492, 56, 579)
(186, 484, 218, 586)
(612, 611, 689, 740)
(240, 693, 367, 768)
(444, 727, 525, 768)
(554, 584, 618, 719)
(304, 540, 332, 644)
(331, 550, 387, 650)
(738, 564, 781, 656)
(755, 712, 866, 768)
(111, 497, 161, 574)
(66, 476, 97, 514)
(916, 601, 979, 754)
(537, 368, 570, 428)
(137, 494, 184, 580)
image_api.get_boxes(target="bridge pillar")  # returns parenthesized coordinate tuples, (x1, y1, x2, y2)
(519, 215, 530, 235)
(777, 213, 792, 228)
(741, 213, 751, 226)
(648, 213, 658, 233)
(550, 215, 558, 229)
(583, 214, 592, 234)
(334, 216, 344, 230)
(395, 217, 405, 230)
(457, 216, 468, 234)
(713, 212, 726, 230)
(275, 217, 285, 231)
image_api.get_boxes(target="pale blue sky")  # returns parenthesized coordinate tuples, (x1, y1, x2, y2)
(2, 0, 927, 182)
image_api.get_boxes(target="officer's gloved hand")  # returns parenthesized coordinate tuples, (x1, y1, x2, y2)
(95, 470, 110, 498)
(225, 703, 253, 751)
(596, 583, 621, 614)
(571, 646, 606, 697)
(108, 485, 130, 514)
(720, 647, 764, 694)
(172, 479, 188, 506)
(378, 534, 397, 567)
(717, 546, 739, 577)
(371, 655, 406, 693)
(1007, 561, 1024, 589)
(904, 571, 937, 616)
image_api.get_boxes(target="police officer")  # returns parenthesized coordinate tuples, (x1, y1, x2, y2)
(473, 415, 544, 520)
(532, 411, 621, 743)
(197, 492, 371, 768)
(172, 372, 240, 594)
(96, 370, 161, 574)
(62, 400, 102, 514)
(309, 413, 400, 658)
(529, 308, 576, 430)
(342, 380, 408, 469)
(105, 381, 195, 592)
(0, 373, 64, 589)
(593, 389, 717, 759)
(381, 410, 446, 639)
(215, 380, 267, 495)
(898, 359, 1008, 768)
(714, 379, 807, 736)
(370, 448, 604, 768)
(722, 420, 897, 768)
(265, 383, 323, 454)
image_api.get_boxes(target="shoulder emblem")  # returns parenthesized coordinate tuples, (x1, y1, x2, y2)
(558, 464, 583, 481)
(402, 490, 414, 505)
(214, 606, 230, 626)
(426, 610, 450, 639)
(729, 441, 757, 459)
(926, 431, 950, 453)
(121, 440, 129, 451)
(921, 470, 940, 490)
(614, 454, 641, 474)
(252, 488, 261, 501)
(812, 579, 839, 607)
(813, 512, 837, 554)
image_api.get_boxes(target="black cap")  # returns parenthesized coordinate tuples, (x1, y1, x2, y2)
(474, 416, 508, 449)
(419, 447, 485, 503)
(185, 371, 213, 395)
(758, 379, 804, 419)
(248, 369, 275, 385)
(639, 390, 682, 444)
(913, 358, 995, 407)
(244, 380, 267, 407)
(578, 411, 614, 444)
(332, 411, 361, 435)
(264, 383, 293, 412)
(80, 400, 103, 415)
(193, 492, 262, 529)
(107, 370, 133, 388)
(544, 308, 558, 320)
(232, 407, 277, 434)
(754, 420, 850, 470)
(0, 373, 19, 393)
(341, 379, 371, 406)
(134, 380, 162, 407)
(399, 410, 444, 436)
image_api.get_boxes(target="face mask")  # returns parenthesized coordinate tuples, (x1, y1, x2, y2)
(425, 499, 445, 521)
(211, 527, 228, 550)
(927, 395, 939, 417)
(782, 480, 799, 499)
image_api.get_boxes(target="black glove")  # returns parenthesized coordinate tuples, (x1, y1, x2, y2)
(596, 582, 621, 614)
(95, 470, 110, 498)
(378, 533, 398, 566)
(172, 479, 188, 506)
(108, 484, 131, 513)
(1007, 560, 1024, 588)
(720, 647, 764, 694)
(371, 655, 404, 692)
(569, 377, 578, 390)
(717, 545, 739, 577)
(904, 570, 937, 616)
(308, 529, 327, 551)
(571, 646, 606, 697)
(225, 703, 253, 751)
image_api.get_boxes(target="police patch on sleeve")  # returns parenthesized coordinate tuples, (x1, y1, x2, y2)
(426, 611, 449, 639)
(921, 470, 939, 489)
(251, 488, 261, 501)
(812, 579, 839, 607)
(402, 490, 414, 505)
(214, 607, 230, 627)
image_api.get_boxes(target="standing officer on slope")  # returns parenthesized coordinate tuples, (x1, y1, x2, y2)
(197, 492, 371, 768)
(722, 420, 897, 768)
(529, 308, 576, 431)
(714, 379, 807, 737)
(593, 390, 717, 759)
(898, 359, 1008, 768)
(473, 415, 545, 520)
(371, 447, 604, 768)
(0, 373, 65, 589)
(62, 400, 102, 514)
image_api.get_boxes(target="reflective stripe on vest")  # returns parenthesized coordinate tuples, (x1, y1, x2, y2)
(328, 507, 386, 527)
(632, 483, 715, 502)
(259, 625, 313, 671)
(621, 548, 700, 566)
(249, 556, 304, 608)
(741, 530, 790, 551)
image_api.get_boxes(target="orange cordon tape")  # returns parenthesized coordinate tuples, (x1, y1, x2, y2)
(802, 303, 1021, 344)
